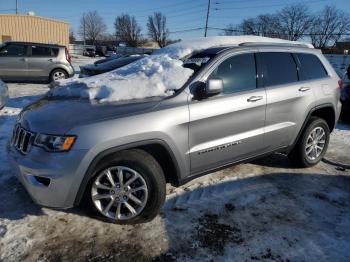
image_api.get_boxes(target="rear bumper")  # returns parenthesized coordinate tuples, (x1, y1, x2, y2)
(7, 143, 88, 208)
(67, 66, 75, 77)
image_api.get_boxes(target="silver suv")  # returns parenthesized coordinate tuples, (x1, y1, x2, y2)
(0, 42, 74, 82)
(7, 42, 342, 224)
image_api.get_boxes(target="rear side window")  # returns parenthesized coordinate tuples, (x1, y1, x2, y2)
(51, 48, 59, 57)
(258, 52, 298, 87)
(296, 53, 328, 81)
(31, 45, 52, 57)
(209, 53, 257, 94)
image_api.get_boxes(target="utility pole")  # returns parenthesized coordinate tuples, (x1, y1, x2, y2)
(204, 0, 211, 37)
(15, 0, 18, 14)
(83, 14, 86, 46)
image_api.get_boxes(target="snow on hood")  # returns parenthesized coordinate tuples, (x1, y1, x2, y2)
(154, 35, 314, 59)
(50, 36, 313, 103)
(50, 54, 194, 103)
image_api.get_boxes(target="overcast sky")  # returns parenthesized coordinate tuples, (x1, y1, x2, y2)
(1, 0, 349, 40)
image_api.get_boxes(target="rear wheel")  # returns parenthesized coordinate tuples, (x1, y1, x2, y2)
(50, 69, 68, 82)
(86, 149, 166, 224)
(289, 117, 330, 167)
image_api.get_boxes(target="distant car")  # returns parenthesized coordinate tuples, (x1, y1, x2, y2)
(79, 55, 145, 77)
(95, 46, 107, 57)
(83, 48, 96, 57)
(0, 79, 8, 109)
(93, 54, 125, 65)
(340, 72, 350, 122)
(0, 42, 74, 82)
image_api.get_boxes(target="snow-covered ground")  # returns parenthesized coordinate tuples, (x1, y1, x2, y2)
(0, 56, 349, 261)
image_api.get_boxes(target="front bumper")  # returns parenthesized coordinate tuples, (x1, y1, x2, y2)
(7, 143, 88, 208)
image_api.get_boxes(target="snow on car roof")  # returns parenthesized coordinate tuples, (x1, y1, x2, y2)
(50, 36, 313, 103)
(154, 35, 314, 59)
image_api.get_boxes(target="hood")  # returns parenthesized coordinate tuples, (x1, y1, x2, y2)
(18, 97, 162, 134)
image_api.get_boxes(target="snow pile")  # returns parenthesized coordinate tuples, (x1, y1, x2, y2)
(50, 54, 194, 102)
(154, 35, 314, 59)
(50, 36, 313, 102)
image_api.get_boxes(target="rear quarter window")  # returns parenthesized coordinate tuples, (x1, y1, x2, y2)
(51, 48, 59, 57)
(296, 53, 328, 81)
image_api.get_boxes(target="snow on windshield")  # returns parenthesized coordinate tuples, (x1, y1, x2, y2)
(50, 36, 313, 103)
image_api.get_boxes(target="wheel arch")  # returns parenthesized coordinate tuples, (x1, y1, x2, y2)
(288, 103, 336, 153)
(74, 139, 181, 206)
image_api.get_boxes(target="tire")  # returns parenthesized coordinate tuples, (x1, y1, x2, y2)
(50, 69, 68, 82)
(84, 149, 166, 224)
(289, 117, 330, 167)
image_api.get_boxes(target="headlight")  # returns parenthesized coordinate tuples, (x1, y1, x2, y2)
(33, 134, 76, 152)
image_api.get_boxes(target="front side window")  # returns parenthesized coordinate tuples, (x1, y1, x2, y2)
(259, 52, 298, 87)
(0, 44, 26, 57)
(209, 53, 257, 94)
(296, 53, 328, 81)
(31, 45, 52, 57)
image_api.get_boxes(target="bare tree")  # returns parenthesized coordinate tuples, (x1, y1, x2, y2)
(78, 11, 107, 45)
(222, 24, 241, 36)
(309, 5, 350, 48)
(240, 18, 257, 35)
(114, 14, 142, 47)
(147, 12, 169, 47)
(231, 14, 281, 37)
(277, 4, 313, 41)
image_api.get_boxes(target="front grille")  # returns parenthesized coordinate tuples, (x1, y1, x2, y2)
(12, 125, 35, 154)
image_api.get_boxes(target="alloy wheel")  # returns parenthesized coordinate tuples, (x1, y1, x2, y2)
(91, 166, 148, 221)
(53, 71, 66, 80)
(305, 126, 326, 161)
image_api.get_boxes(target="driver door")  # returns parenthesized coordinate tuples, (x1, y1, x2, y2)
(188, 52, 267, 174)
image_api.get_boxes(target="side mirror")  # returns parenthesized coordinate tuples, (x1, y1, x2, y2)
(206, 79, 223, 96)
(191, 79, 223, 100)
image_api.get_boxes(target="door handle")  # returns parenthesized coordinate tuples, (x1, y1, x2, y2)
(20, 58, 28, 62)
(299, 87, 310, 92)
(247, 96, 263, 102)
(48, 58, 53, 62)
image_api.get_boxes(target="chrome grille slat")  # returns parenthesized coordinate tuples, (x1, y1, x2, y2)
(11, 125, 35, 154)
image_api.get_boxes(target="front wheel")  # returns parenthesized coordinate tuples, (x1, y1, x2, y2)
(86, 149, 166, 224)
(289, 117, 330, 167)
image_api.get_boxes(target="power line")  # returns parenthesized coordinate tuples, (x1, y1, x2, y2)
(207, 26, 350, 36)
(0, 9, 16, 12)
(169, 27, 204, 34)
(213, 0, 327, 11)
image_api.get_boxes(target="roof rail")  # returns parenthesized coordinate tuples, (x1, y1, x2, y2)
(238, 42, 312, 48)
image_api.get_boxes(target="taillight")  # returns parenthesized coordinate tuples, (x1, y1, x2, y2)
(65, 47, 71, 64)
(338, 80, 343, 89)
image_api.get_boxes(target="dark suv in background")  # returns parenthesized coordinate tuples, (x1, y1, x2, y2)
(0, 42, 74, 82)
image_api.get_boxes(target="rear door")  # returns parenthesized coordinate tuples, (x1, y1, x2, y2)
(0, 43, 28, 79)
(259, 51, 317, 151)
(27, 45, 57, 79)
(188, 51, 267, 174)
